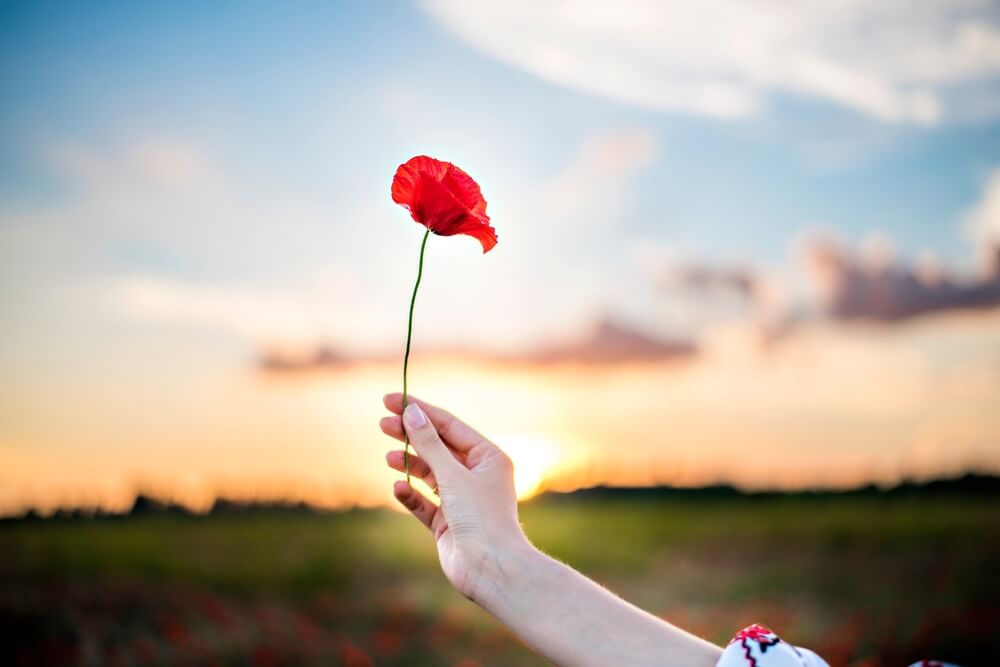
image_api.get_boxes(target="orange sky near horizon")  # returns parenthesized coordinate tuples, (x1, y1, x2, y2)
(2, 307, 998, 516)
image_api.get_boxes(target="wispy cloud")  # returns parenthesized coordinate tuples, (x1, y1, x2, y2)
(35, 129, 662, 357)
(802, 233, 1000, 322)
(636, 167, 1000, 338)
(526, 318, 695, 364)
(665, 263, 756, 298)
(651, 229, 1000, 336)
(112, 275, 345, 343)
(965, 167, 1000, 275)
(258, 316, 696, 373)
(423, 0, 1000, 124)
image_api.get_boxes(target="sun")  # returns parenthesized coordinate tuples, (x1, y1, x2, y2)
(493, 434, 562, 500)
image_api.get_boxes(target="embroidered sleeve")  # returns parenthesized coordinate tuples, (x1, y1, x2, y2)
(715, 624, 829, 667)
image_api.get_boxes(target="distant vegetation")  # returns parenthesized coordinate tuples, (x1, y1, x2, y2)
(6, 472, 999, 522)
(2, 474, 998, 665)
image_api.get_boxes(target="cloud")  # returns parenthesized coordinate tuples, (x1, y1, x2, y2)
(259, 345, 357, 372)
(44, 138, 225, 201)
(965, 167, 1000, 275)
(258, 317, 696, 373)
(531, 128, 657, 229)
(802, 233, 1000, 322)
(422, 0, 1000, 124)
(653, 233, 1000, 333)
(525, 318, 696, 364)
(635, 178, 1000, 338)
(642, 163, 1000, 330)
(666, 263, 756, 297)
(111, 275, 351, 344)
(64, 129, 661, 359)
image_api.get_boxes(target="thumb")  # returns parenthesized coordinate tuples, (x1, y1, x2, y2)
(403, 403, 463, 478)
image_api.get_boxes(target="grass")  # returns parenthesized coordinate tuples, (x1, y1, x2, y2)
(2, 495, 998, 665)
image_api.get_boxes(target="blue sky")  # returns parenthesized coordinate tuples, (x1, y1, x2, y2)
(3, 0, 997, 269)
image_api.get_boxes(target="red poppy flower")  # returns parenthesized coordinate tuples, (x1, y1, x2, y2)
(391, 155, 497, 253)
(390, 154, 497, 483)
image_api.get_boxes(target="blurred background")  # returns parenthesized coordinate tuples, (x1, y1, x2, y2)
(1, 1, 999, 665)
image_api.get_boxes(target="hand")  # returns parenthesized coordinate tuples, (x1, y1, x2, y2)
(380, 393, 534, 605)
(380, 393, 722, 666)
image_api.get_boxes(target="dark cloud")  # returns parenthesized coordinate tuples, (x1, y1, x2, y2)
(646, 234, 1000, 346)
(258, 345, 359, 373)
(524, 319, 696, 365)
(804, 237, 1000, 322)
(258, 318, 696, 373)
(668, 264, 756, 297)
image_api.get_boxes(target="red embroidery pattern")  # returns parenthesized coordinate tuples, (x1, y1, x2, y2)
(730, 624, 782, 666)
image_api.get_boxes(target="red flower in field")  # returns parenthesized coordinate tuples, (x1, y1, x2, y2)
(391, 155, 497, 253)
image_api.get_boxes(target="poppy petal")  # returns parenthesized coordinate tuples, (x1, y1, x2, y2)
(391, 156, 448, 214)
(449, 213, 497, 253)
(391, 155, 496, 253)
(411, 175, 472, 234)
(440, 163, 487, 217)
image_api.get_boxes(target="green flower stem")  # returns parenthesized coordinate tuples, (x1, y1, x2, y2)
(402, 228, 431, 483)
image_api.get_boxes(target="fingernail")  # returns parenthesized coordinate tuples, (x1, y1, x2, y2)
(404, 403, 427, 429)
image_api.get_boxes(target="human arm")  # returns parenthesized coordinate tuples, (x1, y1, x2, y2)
(379, 393, 722, 667)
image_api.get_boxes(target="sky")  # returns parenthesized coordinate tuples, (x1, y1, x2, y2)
(1, 0, 999, 514)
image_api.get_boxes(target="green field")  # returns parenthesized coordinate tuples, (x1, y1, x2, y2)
(2, 495, 999, 665)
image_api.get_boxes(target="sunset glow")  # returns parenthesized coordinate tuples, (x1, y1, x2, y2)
(495, 434, 563, 500)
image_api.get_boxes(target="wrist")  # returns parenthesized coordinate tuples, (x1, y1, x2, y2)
(467, 533, 543, 612)
(470, 538, 579, 661)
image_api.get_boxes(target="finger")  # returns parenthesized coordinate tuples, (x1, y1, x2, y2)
(401, 403, 465, 478)
(385, 450, 438, 491)
(383, 393, 486, 453)
(379, 415, 405, 441)
(393, 481, 438, 531)
(380, 416, 468, 466)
